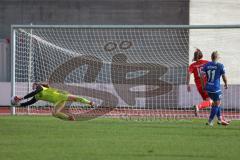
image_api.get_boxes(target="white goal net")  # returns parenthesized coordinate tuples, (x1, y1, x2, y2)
(12, 25, 240, 119)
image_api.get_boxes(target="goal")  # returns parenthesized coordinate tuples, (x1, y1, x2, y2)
(11, 25, 240, 119)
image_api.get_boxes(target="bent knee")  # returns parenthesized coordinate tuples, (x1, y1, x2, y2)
(52, 111, 59, 117)
(52, 112, 56, 117)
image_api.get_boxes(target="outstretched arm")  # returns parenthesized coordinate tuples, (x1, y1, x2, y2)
(23, 85, 43, 99)
(16, 85, 43, 106)
(20, 97, 38, 107)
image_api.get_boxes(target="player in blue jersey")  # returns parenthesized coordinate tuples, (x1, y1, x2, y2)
(202, 51, 230, 126)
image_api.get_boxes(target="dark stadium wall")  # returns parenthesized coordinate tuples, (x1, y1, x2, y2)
(0, 0, 189, 38)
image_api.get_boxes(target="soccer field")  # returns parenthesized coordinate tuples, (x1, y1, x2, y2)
(0, 116, 240, 160)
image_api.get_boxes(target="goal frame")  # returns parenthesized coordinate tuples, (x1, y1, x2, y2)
(11, 24, 240, 115)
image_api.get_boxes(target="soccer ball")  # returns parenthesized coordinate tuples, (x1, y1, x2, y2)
(10, 96, 21, 106)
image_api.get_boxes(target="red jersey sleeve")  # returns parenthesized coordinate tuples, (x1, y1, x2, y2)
(188, 64, 194, 73)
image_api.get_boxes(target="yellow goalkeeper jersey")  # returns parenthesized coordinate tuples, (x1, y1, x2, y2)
(34, 87, 69, 104)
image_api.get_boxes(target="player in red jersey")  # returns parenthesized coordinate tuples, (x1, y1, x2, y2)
(187, 49, 212, 116)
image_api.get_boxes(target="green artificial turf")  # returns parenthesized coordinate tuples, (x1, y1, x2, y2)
(0, 116, 240, 160)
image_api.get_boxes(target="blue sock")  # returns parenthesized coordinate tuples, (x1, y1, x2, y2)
(209, 106, 218, 122)
(216, 107, 222, 121)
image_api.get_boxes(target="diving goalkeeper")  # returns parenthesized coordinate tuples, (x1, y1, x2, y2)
(12, 83, 95, 121)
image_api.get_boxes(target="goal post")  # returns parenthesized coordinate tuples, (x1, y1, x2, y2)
(11, 24, 240, 119)
(11, 27, 16, 115)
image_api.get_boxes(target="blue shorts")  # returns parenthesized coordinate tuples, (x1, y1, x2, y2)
(207, 91, 222, 101)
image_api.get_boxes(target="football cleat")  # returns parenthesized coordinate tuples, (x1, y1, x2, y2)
(206, 120, 214, 127)
(68, 115, 76, 121)
(218, 120, 230, 126)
